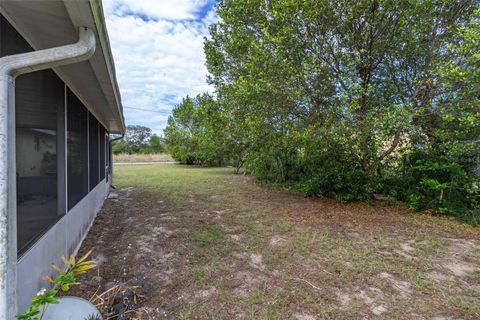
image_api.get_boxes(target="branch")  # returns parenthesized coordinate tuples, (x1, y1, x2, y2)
(293, 277, 322, 291)
(378, 131, 402, 161)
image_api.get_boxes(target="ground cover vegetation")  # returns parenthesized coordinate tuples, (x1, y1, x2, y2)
(164, 0, 480, 224)
(73, 164, 480, 319)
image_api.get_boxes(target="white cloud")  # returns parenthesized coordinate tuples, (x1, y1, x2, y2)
(103, 0, 211, 20)
(103, 0, 217, 134)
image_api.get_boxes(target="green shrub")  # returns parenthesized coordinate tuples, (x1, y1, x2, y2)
(302, 158, 369, 202)
(387, 151, 479, 224)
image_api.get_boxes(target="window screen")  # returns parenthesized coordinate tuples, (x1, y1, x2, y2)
(3, 13, 66, 255)
(106, 134, 110, 182)
(15, 69, 64, 254)
(67, 89, 88, 210)
(89, 114, 100, 190)
(107, 137, 112, 182)
(99, 126, 106, 181)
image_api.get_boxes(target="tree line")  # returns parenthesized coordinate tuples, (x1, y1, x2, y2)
(112, 125, 165, 154)
(164, 0, 479, 224)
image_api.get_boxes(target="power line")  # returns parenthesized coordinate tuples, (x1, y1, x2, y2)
(123, 106, 172, 114)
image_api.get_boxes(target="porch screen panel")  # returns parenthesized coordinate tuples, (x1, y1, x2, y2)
(106, 134, 110, 182)
(107, 137, 112, 181)
(15, 69, 64, 255)
(6, 8, 66, 254)
(99, 126, 106, 181)
(89, 114, 100, 190)
(67, 89, 88, 210)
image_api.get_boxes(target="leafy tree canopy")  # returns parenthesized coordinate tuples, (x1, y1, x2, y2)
(112, 125, 165, 154)
(167, 0, 479, 224)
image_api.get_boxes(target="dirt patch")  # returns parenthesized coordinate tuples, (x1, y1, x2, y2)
(336, 291, 351, 308)
(444, 262, 476, 277)
(356, 289, 374, 304)
(158, 213, 176, 221)
(399, 241, 415, 253)
(269, 235, 287, 246)
(395, 240, 416, 260)
(194, 287, 217, 299)
(427, 271, 451, 283)
(379, 272, 412, 298)
(441, 239, 479, 277)
(232, 271, 265, 298)
(152, 226, 175, 236)
(294, 314, 317, 320)
(229, 234, 242, 241)
(371, 304, 388, 316)
(249, 253, 266, 270)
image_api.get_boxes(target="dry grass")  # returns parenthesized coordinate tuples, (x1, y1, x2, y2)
(73, 164, 480, 319)
(113, 153, 173, 163)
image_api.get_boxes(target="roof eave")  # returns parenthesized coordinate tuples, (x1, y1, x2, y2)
(88, 0, 125, 134)
(64, 0, 125, 134)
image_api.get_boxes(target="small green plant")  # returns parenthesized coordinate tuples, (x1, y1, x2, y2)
(16, 250, 96, 320)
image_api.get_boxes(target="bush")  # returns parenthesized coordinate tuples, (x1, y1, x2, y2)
(302, 158, 369, 202)
(386, 151, 479, 224)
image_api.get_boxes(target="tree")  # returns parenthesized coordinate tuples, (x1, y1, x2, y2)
(393, 7, 480, 222)
(201, 0, 479, 220)
(112, 125, 165, 154)
(163, 96, 199, 164)
(124, 125, 152, 150)
(164, 94, 230, 166)
(145, 134, 165, 154)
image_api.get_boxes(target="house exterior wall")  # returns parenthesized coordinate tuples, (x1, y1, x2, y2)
(1, 13, 113, 313)
(16, 177, 110, 312)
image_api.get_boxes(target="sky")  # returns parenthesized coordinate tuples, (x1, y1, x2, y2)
(102, 0, 217, 134)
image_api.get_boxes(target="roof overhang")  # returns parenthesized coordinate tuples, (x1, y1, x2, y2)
(0, 0, 125, 134)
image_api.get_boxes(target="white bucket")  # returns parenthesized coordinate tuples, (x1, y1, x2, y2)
(42, 296, 102, 320)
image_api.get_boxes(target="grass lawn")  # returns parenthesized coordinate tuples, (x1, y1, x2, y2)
(73, 164, 480, 319)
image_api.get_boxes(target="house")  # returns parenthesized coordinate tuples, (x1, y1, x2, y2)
(0, 0, 125, 318)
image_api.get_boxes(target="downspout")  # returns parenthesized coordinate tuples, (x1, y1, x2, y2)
(108, 133, 124, 188)
(0, 27, 96, 319)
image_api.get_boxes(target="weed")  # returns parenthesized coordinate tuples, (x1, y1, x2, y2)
(189, 268, 208, 286)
